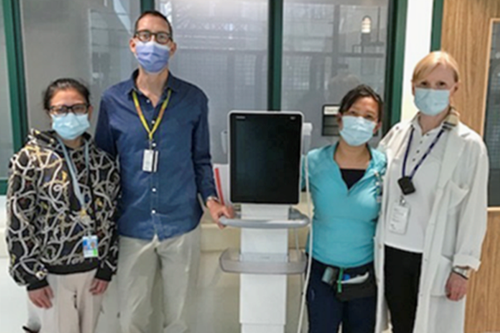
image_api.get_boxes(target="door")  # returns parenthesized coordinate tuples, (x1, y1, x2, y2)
(441, 0, 500, 332)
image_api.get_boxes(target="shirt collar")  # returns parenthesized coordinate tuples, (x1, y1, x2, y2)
(126, 69, 181, 96)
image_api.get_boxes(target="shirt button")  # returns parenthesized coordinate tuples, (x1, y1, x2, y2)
(152, 210, 156, 214)
(152, 142, 157, 148)
(416, 150, 420, 154)
(152, 120, 156, 124)
(146, 99, 151, 104)
(152, 188, 157, 193)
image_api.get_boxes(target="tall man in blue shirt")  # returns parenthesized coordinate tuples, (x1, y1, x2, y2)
(95, 10, 231, 333)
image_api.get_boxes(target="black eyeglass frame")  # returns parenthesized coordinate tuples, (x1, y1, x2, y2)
(49, 103, 90, 116)
(134, 30, 173, 44)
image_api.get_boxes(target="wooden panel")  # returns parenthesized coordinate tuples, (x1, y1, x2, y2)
(442, 1, 500, 332)
(441, 0, 500, 135)
(466, 214, 500, 332)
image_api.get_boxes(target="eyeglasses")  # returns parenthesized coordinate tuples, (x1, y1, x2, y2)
(49, 104, 89, 116)
(135, 30, 172, 45)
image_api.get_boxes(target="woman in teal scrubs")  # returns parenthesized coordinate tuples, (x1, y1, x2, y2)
(304, 84, 386, 333)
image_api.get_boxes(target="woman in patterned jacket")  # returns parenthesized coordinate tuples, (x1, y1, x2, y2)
(6, 78, 120, 333)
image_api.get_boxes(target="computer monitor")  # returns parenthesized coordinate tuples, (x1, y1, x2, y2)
(229, 111, 303, 204)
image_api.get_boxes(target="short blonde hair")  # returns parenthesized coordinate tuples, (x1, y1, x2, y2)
(412, 51, 460, 83)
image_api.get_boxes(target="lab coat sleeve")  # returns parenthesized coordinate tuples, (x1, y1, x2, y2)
(453, 139, 489, 270)
(192, 93, 217, 202)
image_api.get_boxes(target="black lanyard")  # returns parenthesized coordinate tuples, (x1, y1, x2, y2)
(402, 126, 446, 180)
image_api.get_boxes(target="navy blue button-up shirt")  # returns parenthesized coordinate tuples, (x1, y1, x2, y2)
(95, 71, 217, 240)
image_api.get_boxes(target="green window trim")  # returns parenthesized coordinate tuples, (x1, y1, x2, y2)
(383, 0, 408, 133)
(431, 0, 444, 51)
(141, 0, 155, 13)
(268, 0, 284, 111)
(1, 0, 29, 195)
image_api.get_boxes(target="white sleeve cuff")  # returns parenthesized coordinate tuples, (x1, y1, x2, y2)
(453, 254, 481, 271)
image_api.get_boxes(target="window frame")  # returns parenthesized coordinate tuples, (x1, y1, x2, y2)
(1, 0, 29, 194)
(0, 0, 413, 195)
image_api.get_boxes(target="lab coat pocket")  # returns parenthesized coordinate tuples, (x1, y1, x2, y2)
(447, 181, 468, 211)
(431, 255, 452, 296)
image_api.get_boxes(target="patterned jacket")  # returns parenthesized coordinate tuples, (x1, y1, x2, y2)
(6, 130, 120, 290)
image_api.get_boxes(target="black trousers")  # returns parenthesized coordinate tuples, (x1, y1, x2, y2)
(384, 246, 423, 333)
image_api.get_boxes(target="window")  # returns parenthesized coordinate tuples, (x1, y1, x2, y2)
(20, 0, 140, 132)
(282, 0, 389, 149)
(484, 20, 500, 206)
(0, 1, 14, 179)
(156, 0, 269, 163)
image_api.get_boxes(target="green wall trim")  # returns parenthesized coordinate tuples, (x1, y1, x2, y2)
(141, 0, 155, 13)
(268, 0, 284, 111)
(431, 0, 444, 51)
(3, 0, 28, 150)
(0, 180, 6, 195)
(2, 0, 29, 195)
(383, 0, 408, 133)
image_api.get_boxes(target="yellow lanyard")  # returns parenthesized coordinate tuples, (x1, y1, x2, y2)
(132, 89, 172, 144)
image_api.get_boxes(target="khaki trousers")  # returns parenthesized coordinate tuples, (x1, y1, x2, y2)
(117, 226, 201, 333)
(27, 269, 103, 333)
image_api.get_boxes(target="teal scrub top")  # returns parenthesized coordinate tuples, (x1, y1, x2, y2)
(302, 144, 386, 268)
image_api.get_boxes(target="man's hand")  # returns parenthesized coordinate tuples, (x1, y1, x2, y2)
(446, 272, 468, 301)
(207, 199, 234, 229)
(28, 286, 53, 309)
(90, 278, 109, 295)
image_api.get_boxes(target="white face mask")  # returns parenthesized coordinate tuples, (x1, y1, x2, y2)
(414, 88, 450, 116)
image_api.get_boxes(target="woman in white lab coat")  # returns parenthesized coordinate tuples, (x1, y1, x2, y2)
(374, 51, 489, 333)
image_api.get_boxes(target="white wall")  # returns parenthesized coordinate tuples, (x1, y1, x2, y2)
(400, 0, 435, 121)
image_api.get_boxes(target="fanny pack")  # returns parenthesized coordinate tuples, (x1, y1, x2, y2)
(320, 261, 377, 302)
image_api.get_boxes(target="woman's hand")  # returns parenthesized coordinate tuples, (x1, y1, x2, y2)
(446, 272, 468, 301)
(28, 286, 53, 308)
(90, 279, 109, 295)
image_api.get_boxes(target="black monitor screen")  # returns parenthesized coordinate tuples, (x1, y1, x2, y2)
(230, 112, 302, 204)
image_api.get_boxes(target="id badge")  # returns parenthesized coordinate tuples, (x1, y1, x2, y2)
(82, 235, 99, 258)
(388, 198, 410, 235)
(143, 149, 159, 173)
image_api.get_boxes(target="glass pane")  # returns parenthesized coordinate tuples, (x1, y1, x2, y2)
(484, 21, 500, 206)
(156, 0, 269, 163)
(282, 0, 389, 149)
(0, 2, 14, 178)
(21, 0, 140, 132)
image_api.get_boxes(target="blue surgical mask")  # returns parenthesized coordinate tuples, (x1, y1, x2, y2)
(135, 40, 170, 73)
(51, 113, 90, 140)
(340, 116, 376, 147)
(414, 88, 450, 116)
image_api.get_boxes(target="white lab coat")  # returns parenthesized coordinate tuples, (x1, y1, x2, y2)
(374, 118, 489, 333)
